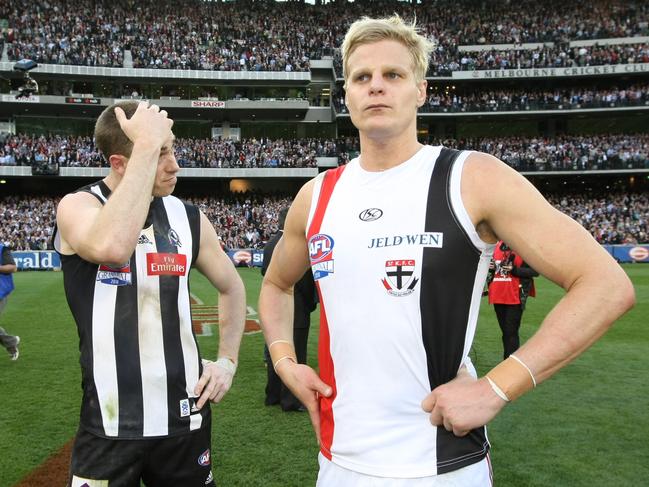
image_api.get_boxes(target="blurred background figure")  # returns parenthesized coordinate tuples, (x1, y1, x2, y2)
(488, 241, 539, 359)
(261, 208, 317, 412)
(0, 242, 19, 361)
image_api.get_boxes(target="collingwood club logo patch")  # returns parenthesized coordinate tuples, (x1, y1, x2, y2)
(381, 259, 419, 297)
(168, 228, 182, 248)
(359, 208, 383, 222)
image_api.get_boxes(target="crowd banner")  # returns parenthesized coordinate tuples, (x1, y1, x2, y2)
(14, 251, 61, 270)
(606, 245, 649, 263)
(226, 249, 264, 268)
(14, 246, 648, 270)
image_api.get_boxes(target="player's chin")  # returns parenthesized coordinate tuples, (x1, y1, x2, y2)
(153, 184, 176, 197)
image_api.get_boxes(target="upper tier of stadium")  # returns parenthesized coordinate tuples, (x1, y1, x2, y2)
(2, 0, 648, 75)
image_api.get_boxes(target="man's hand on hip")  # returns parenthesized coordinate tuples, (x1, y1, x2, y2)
(421, 374, 507, 437)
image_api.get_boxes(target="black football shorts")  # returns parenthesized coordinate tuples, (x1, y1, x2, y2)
(68, 422, 215, 487)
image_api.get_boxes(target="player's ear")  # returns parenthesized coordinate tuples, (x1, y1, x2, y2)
(108, 154, 128, 175)
(416, 79, 427, 107)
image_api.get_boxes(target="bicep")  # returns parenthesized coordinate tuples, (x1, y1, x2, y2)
(264, 234, 311, 292)
(56, 192, 103, 257)
(463, 153, 614, 289)
(264, 182, 314, 291)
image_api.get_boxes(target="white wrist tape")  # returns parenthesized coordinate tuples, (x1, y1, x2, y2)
(214, 357, 237, 375)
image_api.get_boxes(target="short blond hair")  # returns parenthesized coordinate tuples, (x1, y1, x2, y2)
(341, 15, 434, 88)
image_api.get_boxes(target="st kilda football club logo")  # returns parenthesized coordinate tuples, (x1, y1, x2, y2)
(381, 259, 419, 296)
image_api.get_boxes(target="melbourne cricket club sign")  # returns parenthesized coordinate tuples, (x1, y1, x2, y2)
(453, 63, 649, 80)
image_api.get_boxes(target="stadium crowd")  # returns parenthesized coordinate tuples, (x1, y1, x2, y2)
(334, 84, 649, 113)
(548, 192, 649, 245)
(0, 195, 57, 252)
(2, 133, 647, 171)
(335, 41, 649, 78)
(0, 134, 342, 168)
(1, 190, 647, 252)
(2, 0, 647, 74)
(442, 134, 649, 171)
(186, 194, 292, 250)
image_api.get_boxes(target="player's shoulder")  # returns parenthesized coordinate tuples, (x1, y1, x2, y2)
(58, 181, 108, 211)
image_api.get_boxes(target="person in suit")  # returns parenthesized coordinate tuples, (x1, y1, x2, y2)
(261, 208, 317, 412)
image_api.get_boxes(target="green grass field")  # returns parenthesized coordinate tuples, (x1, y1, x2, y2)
(0, 265, 647, 487)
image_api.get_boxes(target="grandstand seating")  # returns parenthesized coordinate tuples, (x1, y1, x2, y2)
(0, 0, 647, 247)
(1, 191, 647, 251)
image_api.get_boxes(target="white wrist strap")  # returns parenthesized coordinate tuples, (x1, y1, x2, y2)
(510, 354, 537, 387)
(487, 377, 510, 402)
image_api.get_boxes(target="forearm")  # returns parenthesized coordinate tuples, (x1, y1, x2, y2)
(0, 264, 17, 274)
(510, 267, 634, 384)
(259, 279, 295, 346)
(215, 282, 246, 363)
(86, 142, 160, 261)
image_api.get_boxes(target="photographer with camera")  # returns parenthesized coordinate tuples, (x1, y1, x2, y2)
(13, 59, 39, 100)
(488, 241, 539, 359)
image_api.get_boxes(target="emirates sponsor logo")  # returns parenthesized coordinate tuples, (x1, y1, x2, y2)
(146, 253, 187, 276)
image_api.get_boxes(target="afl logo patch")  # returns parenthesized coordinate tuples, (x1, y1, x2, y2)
(359, 208, 383, 222)
(309, 234, 334, 262)
(309, 234, 335, 280)
(198, 449, 211, 466)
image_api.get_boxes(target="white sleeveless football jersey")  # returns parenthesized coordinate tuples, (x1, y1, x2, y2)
(307, 146, 495, 477)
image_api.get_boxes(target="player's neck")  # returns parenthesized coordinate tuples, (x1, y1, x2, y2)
(358, 133, 423, 172)
(103, 173, 120, 192)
